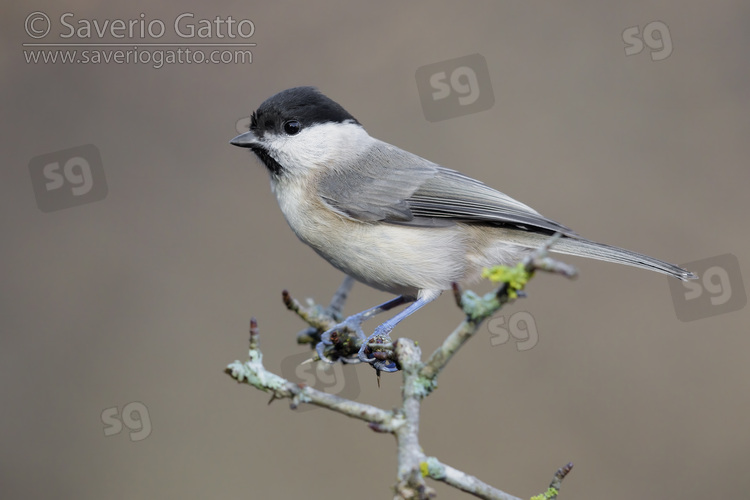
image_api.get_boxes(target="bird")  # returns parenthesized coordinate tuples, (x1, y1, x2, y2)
(230, 86, 696, 371)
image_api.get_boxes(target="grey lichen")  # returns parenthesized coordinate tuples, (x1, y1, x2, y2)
(460, 290, 501, 322)
(420, 456, 446, 479)
(226, 350, 287, 392)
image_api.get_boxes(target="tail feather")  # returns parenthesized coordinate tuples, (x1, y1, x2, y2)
(549, 236, 697, 281)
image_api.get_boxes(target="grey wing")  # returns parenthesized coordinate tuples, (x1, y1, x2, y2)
(317, 141, 438, 222)
(317, 140, 574, 235)
(407, 167, 576, 235)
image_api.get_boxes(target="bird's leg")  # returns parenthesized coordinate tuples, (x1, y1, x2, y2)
(359, 290, 442, 372)
(316, 295, 412, 364)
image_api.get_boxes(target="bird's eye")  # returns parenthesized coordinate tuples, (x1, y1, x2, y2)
(283, 120, 301, 135)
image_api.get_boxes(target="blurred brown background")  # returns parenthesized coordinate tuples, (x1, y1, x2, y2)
(2, 1, 749, 499)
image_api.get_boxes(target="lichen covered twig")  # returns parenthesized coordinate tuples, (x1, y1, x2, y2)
(225, 235, 577, 499)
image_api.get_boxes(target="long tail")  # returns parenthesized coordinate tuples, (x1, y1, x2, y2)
(547, 236, 697, 281)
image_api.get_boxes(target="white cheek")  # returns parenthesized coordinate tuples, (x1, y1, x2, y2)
(276, 134, 327, 169)
(265, 122, 372, 176)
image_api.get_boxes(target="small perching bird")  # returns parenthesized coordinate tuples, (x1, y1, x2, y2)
(231, 86, 696, 371)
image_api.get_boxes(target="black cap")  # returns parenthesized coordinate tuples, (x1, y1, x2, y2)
(249, 87, 360, 137)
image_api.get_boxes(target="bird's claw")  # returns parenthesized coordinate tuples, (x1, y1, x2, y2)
(313, 318, 400, 372)
(358, 328, 399, 372)
(314, 316, 368, 365)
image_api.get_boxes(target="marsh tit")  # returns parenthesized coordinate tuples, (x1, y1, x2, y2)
(230, 86, 696, 371)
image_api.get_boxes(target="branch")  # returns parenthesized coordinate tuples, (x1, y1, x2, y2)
(226, 235, 577, 499)
(421, 233, 577, 381)
(421, 458, 574, 500)
(530, 463, 574, 500)
(392, 338, 434, 498)
(226, 318, 391, 425)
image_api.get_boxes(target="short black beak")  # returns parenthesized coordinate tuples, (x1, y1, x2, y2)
(230, 131, 258, 148)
